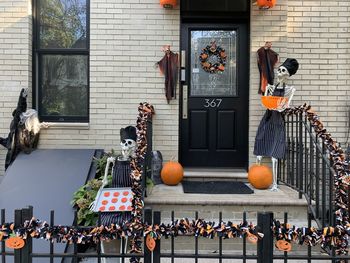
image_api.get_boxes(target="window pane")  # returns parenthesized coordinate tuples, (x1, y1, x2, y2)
(190, 30, 237, 97)
(39, 0, 87, 49)
(40, 55, 88, 119)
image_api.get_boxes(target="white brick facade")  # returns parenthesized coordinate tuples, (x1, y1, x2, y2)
(0, 0, 32, 176)
(0, 0, 349, 176)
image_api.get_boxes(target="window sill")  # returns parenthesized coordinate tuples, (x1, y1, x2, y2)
(46, 122, 89, 129)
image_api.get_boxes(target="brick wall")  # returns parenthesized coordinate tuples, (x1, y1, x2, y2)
(249, 0, 289, 165)
(38, 1, 180, 161)
(0, 0, 349, 176)
(286, 0, 350, 146)
(249, 0, 350, 165)
(0, 0, 32, 177)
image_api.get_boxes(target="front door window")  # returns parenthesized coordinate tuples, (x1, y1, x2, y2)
(190, 30, 237, 97)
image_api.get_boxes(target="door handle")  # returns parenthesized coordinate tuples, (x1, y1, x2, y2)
(182, 85, 188, 119)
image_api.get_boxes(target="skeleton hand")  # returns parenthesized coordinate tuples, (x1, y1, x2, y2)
(264, 84, 275, 96)
(40, 122, 50, 129)
(102, 156, 115, 188)
(21, 88, 28, 98)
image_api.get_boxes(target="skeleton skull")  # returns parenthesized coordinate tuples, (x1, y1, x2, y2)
(277, 66, 289, 85)
(120, 139, 136, 160)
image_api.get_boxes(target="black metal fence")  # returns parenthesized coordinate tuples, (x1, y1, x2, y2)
(280, 112, 336, 228)
(2, 207, 350, 262)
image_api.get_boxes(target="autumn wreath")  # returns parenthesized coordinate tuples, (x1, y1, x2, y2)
(199, 42, 227, 74)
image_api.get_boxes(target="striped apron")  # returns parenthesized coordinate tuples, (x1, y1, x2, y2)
(253, 88, 286, 159)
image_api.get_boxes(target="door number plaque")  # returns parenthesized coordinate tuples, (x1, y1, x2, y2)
(204, 98, 222, 108)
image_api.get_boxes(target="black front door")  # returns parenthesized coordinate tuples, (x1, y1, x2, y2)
(180, 24, 249, 168)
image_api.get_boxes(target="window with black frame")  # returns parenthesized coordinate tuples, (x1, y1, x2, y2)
(34, 0, 89, 122)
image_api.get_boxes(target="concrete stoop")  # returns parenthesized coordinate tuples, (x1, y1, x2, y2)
(144, 169, 312, 258)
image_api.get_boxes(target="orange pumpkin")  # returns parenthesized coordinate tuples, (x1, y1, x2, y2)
(261, 96, 288, 110)
(161, 160, 184, 185)
(248, 164, 273, 189)
(146, 234, 156, 251)
(257, 0, 276, 9)
(275, 240, 292, 252)
(247, 232, 258, 244)
(160, 0, 177, 8)
(5, 236, 25, 249)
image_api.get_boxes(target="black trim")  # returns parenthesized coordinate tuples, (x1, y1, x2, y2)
(32, 0, 90, 123)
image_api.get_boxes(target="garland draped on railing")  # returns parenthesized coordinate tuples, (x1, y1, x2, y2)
(129, 102, 155, 262)
(284, 104, 350, 255)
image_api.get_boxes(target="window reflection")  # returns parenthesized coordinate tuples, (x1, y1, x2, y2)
(190, 30, 237, 97)
(40, 55, 88, 117)
(39, 0, 87, 49)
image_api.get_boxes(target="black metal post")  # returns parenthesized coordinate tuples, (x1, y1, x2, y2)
(153, 211, 161, 263)
(20, 207, 33, 263)
(321, 141, 326, 227)
(14, 209, 22, 263)
(144, 208, 152, 263)
(316, 142, 320, 219)
(49, 210, 54, 263)
(1, 209, 5, 263)
(257, 212, 273, 263)
(298, 112, 303, 199)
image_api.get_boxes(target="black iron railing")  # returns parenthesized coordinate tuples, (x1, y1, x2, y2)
(281, 110, 340, 228)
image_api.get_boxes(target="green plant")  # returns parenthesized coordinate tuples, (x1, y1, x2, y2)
(93, 149, 117, 178)
(146, 177, 154, 188)
(72, 151, 116, 226)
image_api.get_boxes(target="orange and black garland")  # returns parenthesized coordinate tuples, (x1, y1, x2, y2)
(284, 104, 350, 255)
(199, 42, 227, 74)
(129, 102, 155, 262)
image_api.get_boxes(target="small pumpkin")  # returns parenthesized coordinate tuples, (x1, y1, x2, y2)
(248, 164, 273, 189)
(257, 0, 276, 9)
(161, 159, 184, 186)
(146, 234, 156, 251)
(275, 240, 292, 252)
(246, 232, 258, 244)
(160, 0, 177, 8)
(217, 65, 225, 71)
(5, 236, 25, 249)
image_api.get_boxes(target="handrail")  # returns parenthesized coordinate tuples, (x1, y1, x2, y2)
(281, 104, 350, 230)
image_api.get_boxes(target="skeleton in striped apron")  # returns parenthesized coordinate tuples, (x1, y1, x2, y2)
(254, 58, 299, 191)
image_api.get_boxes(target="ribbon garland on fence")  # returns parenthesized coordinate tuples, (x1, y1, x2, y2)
(1, 104, 349, 255)
(1, 216, 350, 254)
(284, 103, 350, 255)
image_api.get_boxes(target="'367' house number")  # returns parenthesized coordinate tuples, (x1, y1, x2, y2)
(204, 99, 222, 108)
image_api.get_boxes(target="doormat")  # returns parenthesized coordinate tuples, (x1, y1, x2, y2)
(182, 181, 254, 194)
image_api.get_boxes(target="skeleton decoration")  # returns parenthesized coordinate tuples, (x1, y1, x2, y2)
(255, 58, 299, 191)
(0, 88, 49, 170)
(119, 126, 137, 161)
(98, 125, 137, 189)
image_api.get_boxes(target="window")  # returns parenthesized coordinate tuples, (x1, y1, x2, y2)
(34, 0, 89, 122)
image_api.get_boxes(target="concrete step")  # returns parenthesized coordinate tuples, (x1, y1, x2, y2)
(145, 183, 309, 225)
(184, 168, 248, 182)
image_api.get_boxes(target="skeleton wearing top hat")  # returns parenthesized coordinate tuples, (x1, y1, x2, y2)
(119, 126, 137, 161)
(254, 58, 299, 191)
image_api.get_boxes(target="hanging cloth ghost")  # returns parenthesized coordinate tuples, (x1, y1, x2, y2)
(257, 42, 279, 95)
(157, 45, 179, 103)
